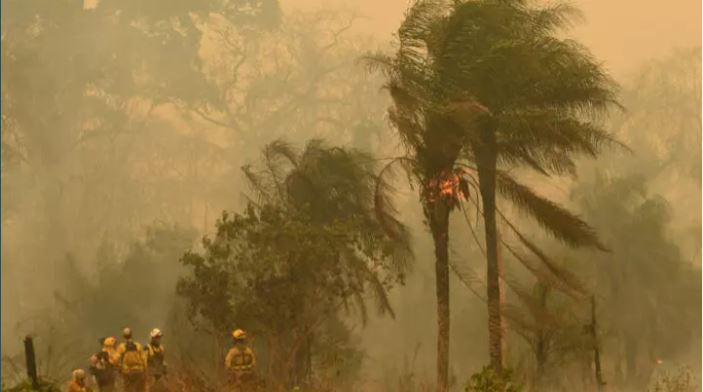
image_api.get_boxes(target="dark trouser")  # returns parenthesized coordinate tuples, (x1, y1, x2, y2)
(148, 374, 168, 392)
(123, 372, 146, 392)
(229, 372, 256, 392)
(97, 382, 115, 392)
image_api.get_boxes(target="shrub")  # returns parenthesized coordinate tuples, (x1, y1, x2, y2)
(2, 378, 61, 392)
(649, 366, 699, 392)
(465, 366, 523, 392)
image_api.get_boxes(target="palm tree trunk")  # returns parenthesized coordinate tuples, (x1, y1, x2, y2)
(428, 199, 451, 392)
(476, 137, 506, 373)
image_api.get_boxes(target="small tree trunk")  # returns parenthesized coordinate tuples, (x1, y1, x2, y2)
(591, 296, 605, 390)
(24, 336, 38, 389)
(534, 284, 549, 387)
(477, 139, 505, 373)
(428, 199, 451, 392)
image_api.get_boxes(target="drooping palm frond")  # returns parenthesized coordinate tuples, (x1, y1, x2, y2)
(449, 258, 487, 302)
(503, 277, 561, 327)
(511, 230, 589, 297)
(374, 158, 414, 253)
(496, 171, 606, 250)
(457, 177, 590, 300)
(387, 103, 427, 152)
(502, 241, 582, 301)
(501, 302, 542, 338)
(242, 163, 276, 203)
(351, 289, 369, 327)
(355, 252, 397, 320)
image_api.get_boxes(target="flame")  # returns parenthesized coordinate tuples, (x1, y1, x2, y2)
(426, 171, 467, 203)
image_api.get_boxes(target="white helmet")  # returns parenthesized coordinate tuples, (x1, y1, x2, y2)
(150, 328, 163, 338)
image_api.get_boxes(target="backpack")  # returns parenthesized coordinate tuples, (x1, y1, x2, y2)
(121, 341, 145, 373)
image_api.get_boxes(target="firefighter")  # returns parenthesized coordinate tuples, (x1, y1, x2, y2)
(66, 369, 91, 392)
(145, 328, 167, 392)
(89, 337, 118, 392)
(224, 329, 257, 392)
(116, 328, 147, 392)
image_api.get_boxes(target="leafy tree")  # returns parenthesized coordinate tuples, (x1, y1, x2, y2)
(611, 47, 701, 183)
(1, 1, 402, 373)
(366, 1, 618, 386)
(177, 140, 411, 389)
(571, 173, 701, 389)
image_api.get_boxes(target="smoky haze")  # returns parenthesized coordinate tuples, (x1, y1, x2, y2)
(1, 1, 700, 391)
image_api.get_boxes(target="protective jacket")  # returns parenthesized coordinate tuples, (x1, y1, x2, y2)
(146, 343, 167, 378)
(225, 344, 256, 373)
(89, 350, 117, 387)
(117, 340, 147, 375)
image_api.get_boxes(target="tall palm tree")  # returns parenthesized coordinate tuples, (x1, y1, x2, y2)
(366, 0, 620, 387)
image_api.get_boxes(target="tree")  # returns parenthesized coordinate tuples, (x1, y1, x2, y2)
(9, 224, 197, 381)
(571, 173, 701, 390)
(0, 0, 280, 344)
(177, 140, 411, 390)
(503, 280, 593, 390)
(366, 0, 619, 386)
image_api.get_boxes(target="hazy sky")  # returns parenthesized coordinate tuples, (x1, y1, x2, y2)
(282, 0, 702, 79)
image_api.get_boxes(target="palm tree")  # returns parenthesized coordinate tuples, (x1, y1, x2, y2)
(242, 138, 413, 320)
(366, 0, 620, 387)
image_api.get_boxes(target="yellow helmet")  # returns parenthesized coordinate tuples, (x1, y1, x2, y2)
(232, 329, 247, 340)
(103, 336, 116, 347)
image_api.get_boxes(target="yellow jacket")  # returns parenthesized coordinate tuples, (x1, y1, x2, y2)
(225, 345, 256, 373)
(116, 340, 147, 373)
(145, 343, 167, 376)
(65, 381, 90, 392)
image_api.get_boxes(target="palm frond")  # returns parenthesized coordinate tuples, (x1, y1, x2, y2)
(502, 241, 582, 300)
(351, 289, 369, 326)
(359, 51, 396, 78)
(397, 0, 448, 61)
(496, 171, 606, 250)
(508, 37, 621, 115)
(497, 142, 577, 176)
(263, 139, 300, 168)
(503, 277, 561, 326)
(500, 303, 541, 342)
(529, 2, 584, 33)
(511, 231, 589, 297)
(497, 108, 629, 158)
(241, 163, 275, 203)
(449, 259, 487, 302)
(374, 158, 414, 252)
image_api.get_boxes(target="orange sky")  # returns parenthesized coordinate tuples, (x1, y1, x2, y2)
(282, 0, 702, 79)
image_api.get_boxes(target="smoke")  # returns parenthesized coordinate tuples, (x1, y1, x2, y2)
(1, 0, 700, 391)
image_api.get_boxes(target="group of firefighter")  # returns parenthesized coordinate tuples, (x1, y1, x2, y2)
(66, 328, 257, 392)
